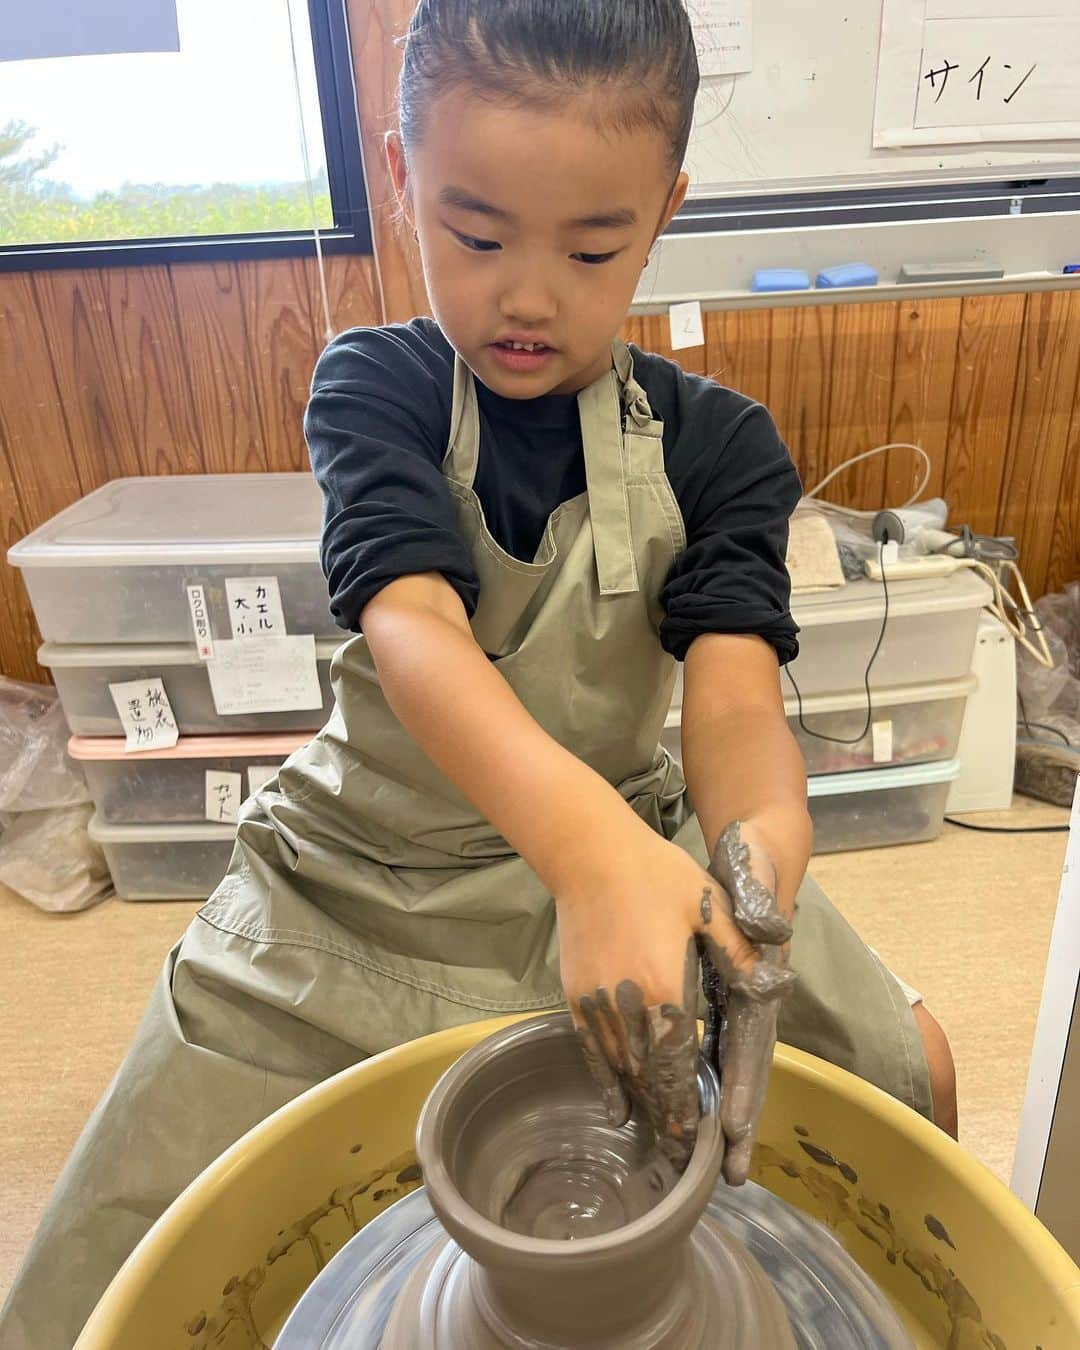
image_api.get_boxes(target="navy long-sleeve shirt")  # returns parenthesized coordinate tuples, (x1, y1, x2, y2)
(305, 317, 800, 664)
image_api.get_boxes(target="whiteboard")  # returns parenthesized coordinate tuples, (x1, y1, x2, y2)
(684, 0, 1080, 197)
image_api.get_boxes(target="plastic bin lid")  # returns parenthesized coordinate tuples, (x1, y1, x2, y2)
(664, 675, 976, 730)
(807, 758, 961, 797)
(69, 733, 310, 762)
(39, 637, 344, 667)
(8, 474, 323, 569)
(791, 571, 992, 627)
(781, 672, 977, 715)
(88, 812, 237, 844)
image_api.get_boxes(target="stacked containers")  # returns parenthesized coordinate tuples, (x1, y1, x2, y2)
(666, 570, 993, 853)
(9, 475, 342, 900)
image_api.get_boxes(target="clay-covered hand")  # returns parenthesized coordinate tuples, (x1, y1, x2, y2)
(700, 821, 795, 1186)
(556, 826, 775, 1173)
(559, 821, 795, 1183)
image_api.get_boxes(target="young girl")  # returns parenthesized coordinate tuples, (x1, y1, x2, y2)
(2, 3, 955, 1345)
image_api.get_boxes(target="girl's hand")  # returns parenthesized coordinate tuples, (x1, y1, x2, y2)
(558, 821, 794, 1182)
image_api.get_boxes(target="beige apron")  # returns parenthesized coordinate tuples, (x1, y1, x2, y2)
(0, 344, 931, 1350)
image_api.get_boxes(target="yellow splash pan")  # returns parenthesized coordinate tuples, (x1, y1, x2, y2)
(77, 1020, 1080, 1349)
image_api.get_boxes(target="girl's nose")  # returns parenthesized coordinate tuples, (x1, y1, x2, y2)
(499, 275, 558, 327)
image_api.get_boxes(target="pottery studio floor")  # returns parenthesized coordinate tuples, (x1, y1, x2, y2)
(0, 793, 1069, 1303)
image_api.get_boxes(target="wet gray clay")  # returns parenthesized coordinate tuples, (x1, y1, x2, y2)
(380, 1012, 796, 1348)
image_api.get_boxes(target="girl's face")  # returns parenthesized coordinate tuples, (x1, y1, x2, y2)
(389, 86, 688, 398)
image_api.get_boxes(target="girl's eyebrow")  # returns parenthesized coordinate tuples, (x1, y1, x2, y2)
(438, 186, 509, 219)
(437, 185, 637, 231)
(571, 207, 638, 229)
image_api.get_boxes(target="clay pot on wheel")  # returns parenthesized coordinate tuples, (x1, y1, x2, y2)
(381, 1011, 796, 1349)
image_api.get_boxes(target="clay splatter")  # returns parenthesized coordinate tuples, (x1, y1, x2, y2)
(755, 1136, 1006, 1350)
(798, 1140, 838, 1167)
(796, 1139, 858, 1185)
(924, 1213, 957, 1250)
(794, 1125, 810, 1137)
(182, 1150, 423, 1350)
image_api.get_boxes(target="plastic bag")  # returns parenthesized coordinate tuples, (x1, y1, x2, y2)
(0, 677, 89, 812)
(1017, 582, 1080, 728)
(0, 802, 111, 913)
(1016, 583, 1080, 806)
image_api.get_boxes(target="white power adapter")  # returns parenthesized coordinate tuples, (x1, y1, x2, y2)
(865, 554, 963, 581)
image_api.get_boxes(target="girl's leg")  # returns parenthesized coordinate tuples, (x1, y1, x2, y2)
(913, 1002, 959, 1138)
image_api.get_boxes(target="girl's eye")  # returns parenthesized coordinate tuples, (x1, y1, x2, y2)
(454, 230, 500, 252)
(573, 251, 618, 265)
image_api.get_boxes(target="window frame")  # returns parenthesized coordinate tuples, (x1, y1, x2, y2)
(0, 0, 372, 273)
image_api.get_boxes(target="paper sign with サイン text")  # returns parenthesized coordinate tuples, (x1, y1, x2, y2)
(205, 770, 243, 823)
(109, 678, 179, 752)
(226, 576, 286, 639)
(246, 762, 282, 795)
(206, 635, 322, 716)
(186, 584, 214, 659)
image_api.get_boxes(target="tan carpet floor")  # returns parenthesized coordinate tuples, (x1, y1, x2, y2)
(0, 794, 1069, 1306)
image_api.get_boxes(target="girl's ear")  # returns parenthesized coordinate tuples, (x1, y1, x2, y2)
(659, 171, 690, 235)
(385, 131, 414, 228)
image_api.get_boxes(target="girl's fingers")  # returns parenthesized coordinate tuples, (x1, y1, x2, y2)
(698, 830, 797, 1186)
(614, 980, 650, 1077)
(718, 967, 782, 1185)
(575, 1003, 631, 1126)
(575, 938, 704, 1164)
(645, 1000, 700, 1168)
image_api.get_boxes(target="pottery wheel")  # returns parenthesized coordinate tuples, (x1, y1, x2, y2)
(276, 1179, 913, 1349)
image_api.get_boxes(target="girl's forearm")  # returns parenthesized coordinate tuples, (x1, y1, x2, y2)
(361, 576, 642, 898)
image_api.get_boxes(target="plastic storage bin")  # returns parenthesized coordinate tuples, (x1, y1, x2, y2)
(41, 639, 342, 735)
(69, 733, 308, 824)
(8, 474, 335, 644)
(787, 571, 990, 697)
(662, 674, 975, 776)
(784, 674, 975, 775)
(671, 570, 991, 707)
(88, 815, 236, 901)
(806, 759, 960, 854)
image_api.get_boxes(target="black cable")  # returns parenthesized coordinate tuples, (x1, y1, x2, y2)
(1016, 688, 1073, 747)
(944, 817, 1069, 835)
(1017, 721, 1074, 748)
(784, 543, 890, 746)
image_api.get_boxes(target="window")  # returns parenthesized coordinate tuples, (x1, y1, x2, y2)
(0, 0, 370, 269)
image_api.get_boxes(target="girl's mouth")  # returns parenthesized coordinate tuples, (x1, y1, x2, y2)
(489, 341, 554, 373)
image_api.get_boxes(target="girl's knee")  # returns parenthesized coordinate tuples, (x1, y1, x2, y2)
(913, 1003, 958, 1139)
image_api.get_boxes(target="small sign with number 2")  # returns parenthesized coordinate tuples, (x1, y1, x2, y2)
(669, 300, 704, 351)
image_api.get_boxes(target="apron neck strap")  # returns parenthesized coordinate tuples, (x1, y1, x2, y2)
(444, 353, 481, 486)
(577, 340, 650, 596)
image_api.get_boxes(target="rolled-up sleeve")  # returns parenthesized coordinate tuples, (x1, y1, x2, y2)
(659, 403, 801, 664)
(304, 328, 480, 631)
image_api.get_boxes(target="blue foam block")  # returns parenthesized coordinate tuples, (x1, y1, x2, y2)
(751, 268, 811, 293)
(816, 263, 879, 289)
